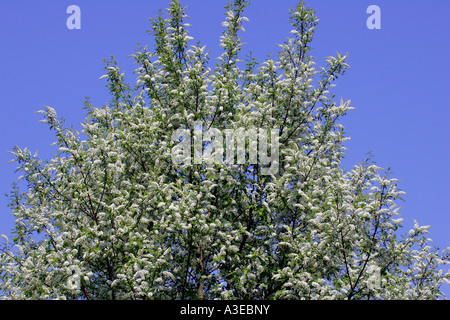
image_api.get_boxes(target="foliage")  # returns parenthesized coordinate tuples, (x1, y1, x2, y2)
(1, 0, 448, 300)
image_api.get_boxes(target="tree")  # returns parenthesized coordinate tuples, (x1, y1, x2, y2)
(1, 0, 448, 300)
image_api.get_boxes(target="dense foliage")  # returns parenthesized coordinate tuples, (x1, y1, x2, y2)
(1, 0, 448, 299)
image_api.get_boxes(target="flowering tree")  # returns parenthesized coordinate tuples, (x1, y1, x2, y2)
(1, 0, 448, 300)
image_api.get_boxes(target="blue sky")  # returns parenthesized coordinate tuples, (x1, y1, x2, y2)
(0, 0, 448, 297)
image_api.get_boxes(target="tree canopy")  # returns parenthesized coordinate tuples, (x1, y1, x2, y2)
(1, 0, 448, 300)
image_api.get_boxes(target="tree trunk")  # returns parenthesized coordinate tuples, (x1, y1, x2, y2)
(197, 245, 204, 300)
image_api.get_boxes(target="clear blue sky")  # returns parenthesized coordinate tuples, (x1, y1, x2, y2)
(0, 0, 448, 297)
